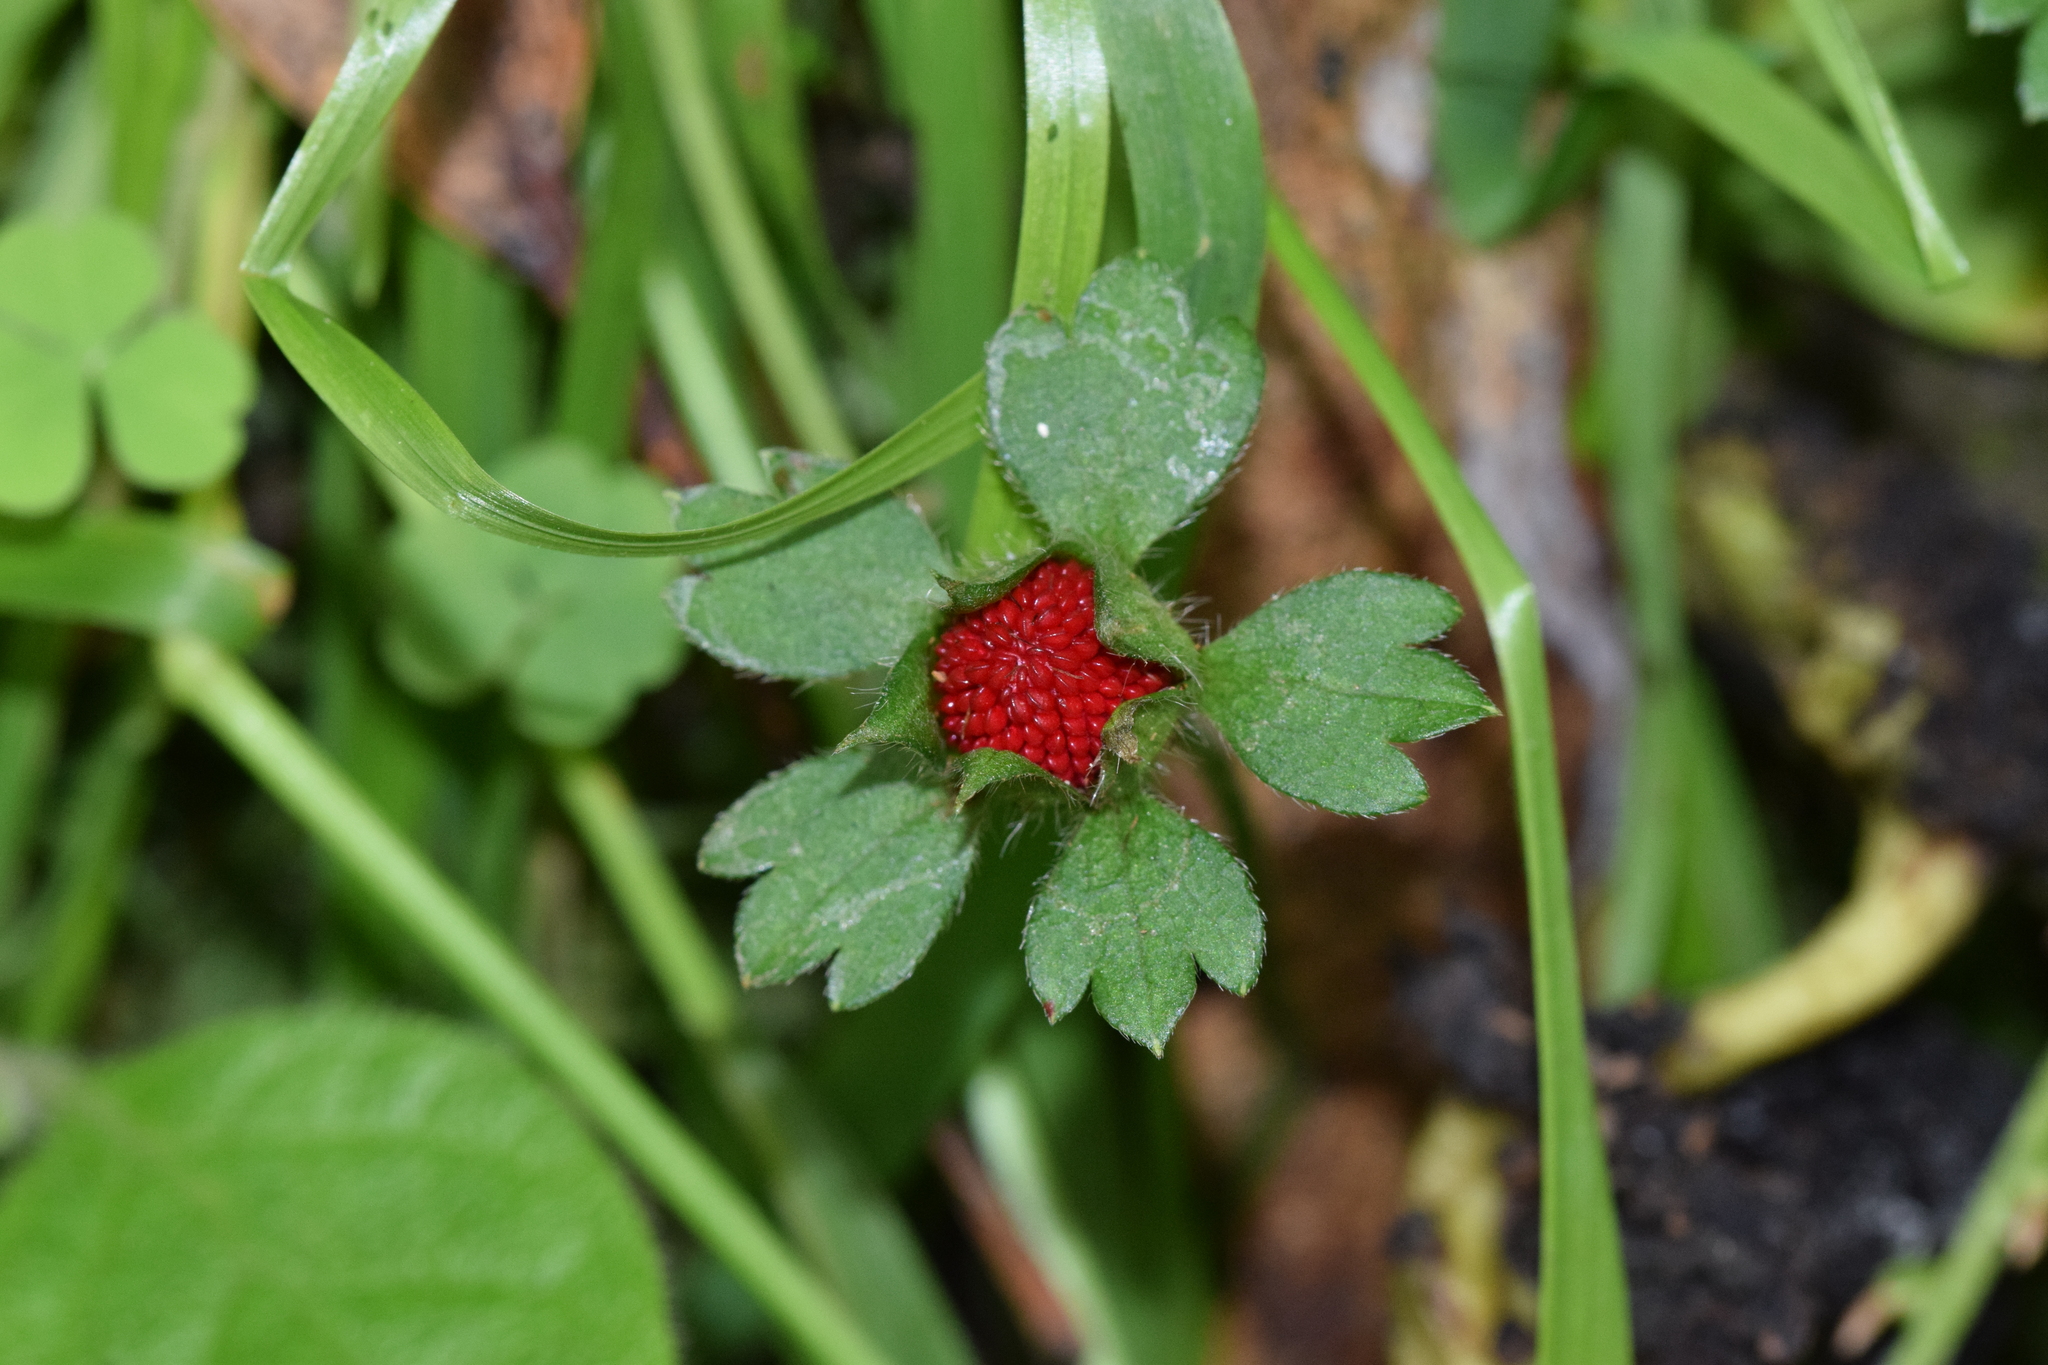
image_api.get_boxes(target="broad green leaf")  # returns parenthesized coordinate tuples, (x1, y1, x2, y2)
(669, 457, 950, 678)
(1786, 0, 1968, 285)
(381, 443, 684, 747)
(0, 212, 157, 355)
(985, 258, 1262, 562)
(1969, 0, 2044, 34)
(1095, 0, 1265, 326)
(1435, 0, 1565, 242)
(701, 751, 974, 1008)
(243, 0, 461, 274)
(248, 273, 986, 556)
(1579, 22, 1924, 283)
(0, 511, 288, 647)
(97, 312, 258, 491)
(0, 330, 89, 516)
(1012, 0, 1112, 317)
(1200, 571, 1495, 817)
(1023, 794, 1261, 1052)
(0, 1008, 676, 1365)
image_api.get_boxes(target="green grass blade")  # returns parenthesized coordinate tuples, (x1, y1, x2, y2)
(1786, 0, 1969, 285)
(0, 512, 288, 646)
(242, 0, 460, 276)
(1434, 0, 1565, 241)
(1097, 0, 1265, 326)
(635, 0, 855, 460)
(1267, 194, 1633, 1365)
(1885, 1046, 2048, 1364)
(644, 255, 769, 492)
(247, 272, 984, 556)
(1579, 21, 1922, 284)
(91, 0, 212, 225)
(1012, 0, 1111, 317)
(0, 0, 71, 123)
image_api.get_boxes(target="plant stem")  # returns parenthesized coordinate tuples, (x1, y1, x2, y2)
(643, 256, 770, 494)
(546, 749, 738, 1044)
(634, 0, 856, 462)
(1267, 193, 1633, 1365)
(152, 633, 892, 1365)
(17, 671, 167, 1042)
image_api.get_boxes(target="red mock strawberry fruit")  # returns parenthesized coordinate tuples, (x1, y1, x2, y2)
(933, 558, 1177, 786)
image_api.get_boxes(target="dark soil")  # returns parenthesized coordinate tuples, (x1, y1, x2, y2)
(1396, 912, 2026, 1365)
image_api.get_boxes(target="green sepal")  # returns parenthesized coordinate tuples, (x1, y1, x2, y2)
(1097, 686, 1193, 794)
(1086, 547, 1200, 676)
(839, 617, 947, 762)
(984, 256, 1263, 561)
(1024, 794, 1263, 1053)
(956, 746, 1071, 803)
(936, 559, 1038, 613)
(1200, 570, 1497, 817)
(670, 457, 951, 681)
(700, 750, 976, 1009)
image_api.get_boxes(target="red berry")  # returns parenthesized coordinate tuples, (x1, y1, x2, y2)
(932, 559, 1176, 786)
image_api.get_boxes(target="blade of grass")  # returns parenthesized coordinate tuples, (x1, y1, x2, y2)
(1267, 194, 1632, 1365)
(634, 0, 854, 460)
(1884, 1046, 2048, 1365)
(152, 632, 894, 1365)
(0, 624, 69, 926)
(0, 512, 289, 647)
(0, 0, 71, 123)
(1577, 21, 1923, 284)
(644, 255, 769, 493)
(249, 271, 983, 556)
(1096, 0, 1265, 327)
(1785, 0, 1969, 286)
(550, 750, 979, 1365)
(16, 670, 167, 1042)
(91, 0, 212, 225)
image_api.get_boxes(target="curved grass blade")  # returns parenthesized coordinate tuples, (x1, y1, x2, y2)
(1579, 21, 1922, 284)
(1013, 0, 1111, 317)
(248, 274, 983, 557)
(1786, 0, 1969, 285)
(1267, 195, 1633, 1365)
(0, 512, 289, 647)
(242, 0, 461, 276)
(1096, 0, 1264, 326)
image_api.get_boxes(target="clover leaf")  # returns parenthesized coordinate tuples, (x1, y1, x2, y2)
(699, 750, 975, 1008)
(381, 441, 684, 746)
(0, 213, 256, 516)
(1024, 794, 1263, 1052)
(985, 256, 1264, 561)
(1200, 570, 1497, 816)
(669, 451, 949, 680)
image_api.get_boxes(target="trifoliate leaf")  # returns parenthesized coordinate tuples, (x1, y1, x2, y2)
(97, 312, 258, 491)
(0, 329, 89, 517)
(670, 473, 949, 680)
(1200, 570, 1496, 817)
(0, 1008, 675, 1365)
(1024, 795, 1262, 1052)
(0, 213, 158, 355)
(985, 256, 1263, 561)
(700, 751, 975, 1008)
(381, 442, 683, 747)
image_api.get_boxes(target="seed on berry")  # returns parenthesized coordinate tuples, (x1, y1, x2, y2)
(932, 558, 1177, 786)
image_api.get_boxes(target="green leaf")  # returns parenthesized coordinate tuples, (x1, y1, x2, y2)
(701, 751, 975, 1009)
(0, 212, 158, 355)
(1435, 0, 1565, 241)
(97, 312, 258, 491)
(669, 472, 949, 680)
(0, 330, 89, 517)
(2023, 17, 2048, 121)
(1013, 0, 1112, 317)
(1024, 794, 1261, 1052)
(1578, 22, 1924, 284)
(1200, 571, 1494, 817)
(1095, 0, 1265, 326)
(243, 0, 461, 275)
(247, 274, 986, 557)
(985, 258, 1262, 562)
(0, 1008, 676, 1365)
(0, 511, 288, 647)
(1969, 0, 2045, 34)
(381, 443, 684, 746)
